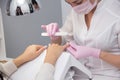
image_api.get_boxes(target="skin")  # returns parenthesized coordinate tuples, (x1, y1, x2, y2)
(51, 0, 120, 68)
(13, 45, 46, 68)
(100, 52, 120, 68)
(44, 43, 69, 65)
(13, 43, 69, 68)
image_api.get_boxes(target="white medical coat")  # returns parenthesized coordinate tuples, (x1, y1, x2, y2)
(60, 0, 120, 79)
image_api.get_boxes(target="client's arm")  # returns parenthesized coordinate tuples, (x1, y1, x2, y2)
(36, 43, 69, 80)
(0, 45, 46, 77)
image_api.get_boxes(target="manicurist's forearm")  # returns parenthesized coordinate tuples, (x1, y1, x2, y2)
(100, 51, 120, 68)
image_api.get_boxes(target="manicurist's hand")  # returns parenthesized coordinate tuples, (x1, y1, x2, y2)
(67, 41, 101, 59)
(41, 23, 59, 40)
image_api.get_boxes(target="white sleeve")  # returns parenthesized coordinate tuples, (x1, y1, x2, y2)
(60, 10, 74, 44)
(116, 20, 120, 48)
(0, 60, 17, 76)
(35, 63, 55, 80)
(60, 11, 73, 33)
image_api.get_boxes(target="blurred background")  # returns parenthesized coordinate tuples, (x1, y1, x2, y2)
(0, 0, 71, 58)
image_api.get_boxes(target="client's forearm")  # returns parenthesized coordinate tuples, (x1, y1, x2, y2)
(13, 55, 26, 68)
(44, 56, 57, 66)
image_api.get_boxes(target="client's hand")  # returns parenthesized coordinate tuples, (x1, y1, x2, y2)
(67, 41, 101, 59)
(44, 43, 69, 65)
(14, 45, 46, 67)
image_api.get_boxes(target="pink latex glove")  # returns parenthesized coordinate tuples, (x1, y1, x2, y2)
(41, 23, 59, 40)
(67, 41, 101, 59)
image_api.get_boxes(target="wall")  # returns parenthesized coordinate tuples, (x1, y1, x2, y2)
(0, 0, 62, 58)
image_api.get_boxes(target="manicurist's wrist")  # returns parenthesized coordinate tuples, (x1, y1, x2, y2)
(99, 51, 108, 59)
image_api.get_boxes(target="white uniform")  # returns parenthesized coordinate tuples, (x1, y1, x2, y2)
(60, 0, 120, 80)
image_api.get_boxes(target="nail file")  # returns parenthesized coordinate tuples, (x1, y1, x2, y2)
(41, 32, 73, 36)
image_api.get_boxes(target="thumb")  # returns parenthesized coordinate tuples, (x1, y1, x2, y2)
(63, 43, 70, 50)
(41, 25, 46, 30)
(36, 46, 47, 54)
(67, 46, 76, 54)
(69, 41, 78, 49)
